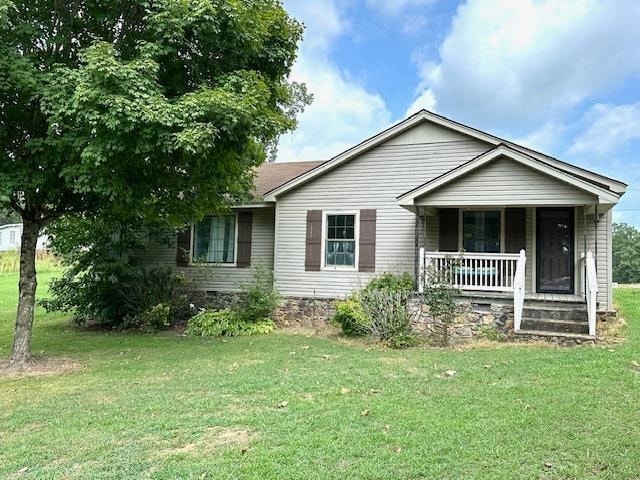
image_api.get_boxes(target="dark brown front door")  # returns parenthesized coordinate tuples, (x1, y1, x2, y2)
(536, 208, 574, 294)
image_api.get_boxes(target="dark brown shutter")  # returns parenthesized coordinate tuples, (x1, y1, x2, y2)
(176, 227, 192, 266)
(359, 209, 376, 272)
(237, 212, 253, 268)
(505, 208, 526, 253)
(438, 208, 459, 252)
(305, 210, 322, 271)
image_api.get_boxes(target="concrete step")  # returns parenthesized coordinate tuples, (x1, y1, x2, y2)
(522, 306, 587, 322)
(520, 317, 589, 335)
(516, 329, 595, 340)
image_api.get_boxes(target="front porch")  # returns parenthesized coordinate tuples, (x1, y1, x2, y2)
(414, 206, 601, 337)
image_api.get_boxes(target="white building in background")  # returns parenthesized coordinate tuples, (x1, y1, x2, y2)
(0, 223, 49, 251)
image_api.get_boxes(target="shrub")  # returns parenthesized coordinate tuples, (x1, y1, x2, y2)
(236, 266, 280, 323)
(122, 303, 173, 331)
(331, 296, 370, 337)
(43, 262, 189, 329)
(422, 264, 459, 346)
(364, 272, 414, 294)
(360, 289, 418, 348)
(186, 309, 275, 337)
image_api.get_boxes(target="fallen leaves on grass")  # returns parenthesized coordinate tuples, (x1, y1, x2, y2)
(157, 427, 256, 458)
(340, 387, 351, 395)
(360, 409, 370, 416)
(277, 401, 289, 408)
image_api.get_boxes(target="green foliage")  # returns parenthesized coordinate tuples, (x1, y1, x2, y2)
(123, 303, 173, 331)
(236, 266, 280, 323)
(186, 308, 275, 337)
(42, 262, 189, 329)
(613, 222, 640, 284)
(422, 263, 460, 346)
(332, 272, 418, 347)
(360, 289, 418, 348)
(0, 0, 310, 356)
(331, 297, 370, 337)
(364, 272, 414, 293)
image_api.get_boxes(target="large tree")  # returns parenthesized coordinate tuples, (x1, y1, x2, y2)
(0, 0, 308, 366)
(612, 222, 640, 284)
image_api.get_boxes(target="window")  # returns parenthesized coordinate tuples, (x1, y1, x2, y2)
(325, 214, 356, 267)
(193, 215, 236, 264)
(9, 230, 15, 244)
(463, 211, 500, 253)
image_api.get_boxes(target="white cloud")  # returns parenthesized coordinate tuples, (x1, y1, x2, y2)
(569, 102, 640, 157)
(513, 121, 565, 154)
(413, 0, 640, 132)
(277, 1, 392, 162)
(404, 88, 437, 117)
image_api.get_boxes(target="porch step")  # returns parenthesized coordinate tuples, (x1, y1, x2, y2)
(520, 317, 589, 335)
(521, 306, 587, 322)
(516, 329, 595, 340)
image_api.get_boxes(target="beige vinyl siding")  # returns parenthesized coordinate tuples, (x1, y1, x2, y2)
(417, 157, 597, 206)
(385, 121, 475, 145)
(274, 140, 491, 298)
(576, 206, 611, 310)
(133, 208, 275, 292)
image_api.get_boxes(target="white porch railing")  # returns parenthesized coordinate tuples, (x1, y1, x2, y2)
(420, 250, 522, 292)
(419, 248, 527, 332)
(513, 250, 526, 332)
(585, 251, 598, 336)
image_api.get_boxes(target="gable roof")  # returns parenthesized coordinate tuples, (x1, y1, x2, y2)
(253, 161, 326, 199)
(263, 110, 627, 201)
(397, 144, 620, 206)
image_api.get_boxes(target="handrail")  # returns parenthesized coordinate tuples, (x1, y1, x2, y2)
(585, 251, 598, 336)
(423, 250, 522, 292)
(513, 249, 526, 332)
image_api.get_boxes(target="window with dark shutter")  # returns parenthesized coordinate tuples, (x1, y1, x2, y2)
(305, 210, 322, 271)
(237, 212, 252, 268)
(505, 208, 526, 253)
(438, 208, 459, 252)
(176, 227, 192, 266)
(359, 209, 376, 272)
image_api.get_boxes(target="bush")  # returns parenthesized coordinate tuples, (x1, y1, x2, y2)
(331, 297, 370, 337)
(360, 289, 418, 348)
(122, 303, 173, 331)
(364, 272, 414, 293)
(43, 262, 190, 329)
(422, 264, 459, 346)
(331, 272, 418, 348)
(186, 309, 275, 337)
(236, 265, 280, 323)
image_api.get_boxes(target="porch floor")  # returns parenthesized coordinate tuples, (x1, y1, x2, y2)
(457, 290, 584, 303)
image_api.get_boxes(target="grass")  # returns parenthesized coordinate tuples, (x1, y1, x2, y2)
(0, 250, 60, 273)
(0, 274, 639, 479)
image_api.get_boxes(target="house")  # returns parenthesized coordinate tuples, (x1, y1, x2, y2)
(0, 223, 49, 252)
(134, 110, 626, 338)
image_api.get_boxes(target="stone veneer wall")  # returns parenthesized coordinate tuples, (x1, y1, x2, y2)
(272, 294, 514, 340)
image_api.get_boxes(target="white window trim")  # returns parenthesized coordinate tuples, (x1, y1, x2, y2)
(458, 208, 505, 253)
(190, 213, 239, 267)
(321, 211, 359, 271)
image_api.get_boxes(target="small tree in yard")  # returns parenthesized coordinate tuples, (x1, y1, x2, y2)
(0, 0, 309, 367)
(422, 263, 459, 346)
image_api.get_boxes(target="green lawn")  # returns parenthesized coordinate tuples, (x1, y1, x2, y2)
(1, 274, 639, 479)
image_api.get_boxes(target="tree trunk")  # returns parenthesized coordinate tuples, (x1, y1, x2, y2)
(9, 218, 40, 366)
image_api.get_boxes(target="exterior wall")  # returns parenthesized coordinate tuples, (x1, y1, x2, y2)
(132, 207, 275, 292)
(0, 224, 49, 251)
(416, 157, 598, 206)
(576, 207, 611, 310)
(274, 138, 492, 298)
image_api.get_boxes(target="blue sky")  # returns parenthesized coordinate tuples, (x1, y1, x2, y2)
(278, 0, 640, 226)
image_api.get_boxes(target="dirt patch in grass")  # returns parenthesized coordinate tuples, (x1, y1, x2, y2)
(0, 357, 82, 378)
(158, 427, 257, 457)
